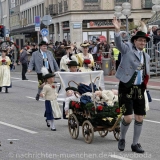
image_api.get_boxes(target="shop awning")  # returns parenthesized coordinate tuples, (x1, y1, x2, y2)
(10, 23, 46, 35)
(10, 25, 35, 35)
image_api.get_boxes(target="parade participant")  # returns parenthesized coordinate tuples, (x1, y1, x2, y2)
(91, 42, 97, 61)
(0, 48, 11, 93)
(62, 60, 79, 119)
(7, 45, 15, 71)
(72, 42, 78, 54)
(29, 44, 38, 55)
(40, 68, 62, 131)
(60, 46, 77, 71)
(67, 60, 79, 72)
(20, 45, 29, 80)
(112, 17, 150, 153)
(64, 87, 80, 117)
(76, 43, 94, 72)
(28, 40, 59, 101)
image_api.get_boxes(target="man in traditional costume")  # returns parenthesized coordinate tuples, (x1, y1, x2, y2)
(112, 17, 150, 153)
(28, 41, 59, 101)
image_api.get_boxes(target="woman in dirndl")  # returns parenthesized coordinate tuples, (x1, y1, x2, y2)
(60, 45, 78, 71)
(76, 43, 95, 72)
(40, 70, 62, 131)
(0, 48, 11, 93)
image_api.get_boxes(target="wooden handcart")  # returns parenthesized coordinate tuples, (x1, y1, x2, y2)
(68, 107, 122, 144)
(67, 78, 123, 144)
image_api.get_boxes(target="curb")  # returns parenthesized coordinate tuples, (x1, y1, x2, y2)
(104, 81, 160, 91)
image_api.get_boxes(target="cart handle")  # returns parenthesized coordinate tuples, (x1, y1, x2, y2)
(68, 80, 79, 87)
(94, 76, 100, 84)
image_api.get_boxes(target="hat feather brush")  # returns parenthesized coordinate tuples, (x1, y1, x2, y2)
(41, 67, 49, 76)
(138, 21, 147, 34)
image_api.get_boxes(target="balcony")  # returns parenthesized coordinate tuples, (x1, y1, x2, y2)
(83, 0, 101, 10)
(114, 0, 131, 6)
(141, 0, 153, 9)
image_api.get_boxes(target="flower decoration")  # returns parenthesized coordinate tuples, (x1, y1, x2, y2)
(52, 85, 55, 88)
(97, 105, 103, 111)
(115, 108, 120, 113)
(71, 101, 76, 106)
(75, 103, 80, 109)
(84, 59, 91, 64)
(70, 101, 80, 109)
(2, 59, 6, 63)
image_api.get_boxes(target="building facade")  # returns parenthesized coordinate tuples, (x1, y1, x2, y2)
(45, 0, 153, 45)
(10, 0, 45, 43)
(0, 0, 10, 30)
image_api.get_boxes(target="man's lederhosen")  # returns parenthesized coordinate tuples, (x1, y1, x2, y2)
(118, 53, 147, 116)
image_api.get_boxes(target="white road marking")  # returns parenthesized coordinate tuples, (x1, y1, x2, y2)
(144, 119, 160, 124)
(152, 98, 160, 101)
(11, 77, 38, 83)
(11, 77, 21, 80)
(26, 96, 44, 101)
(0, 121, 37, 134)
(26, 96, 63, 105)
(109, 155, 132, 160)
(7, 139, 19, 141)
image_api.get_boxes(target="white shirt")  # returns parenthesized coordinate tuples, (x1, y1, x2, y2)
(60, 55, 70, 71)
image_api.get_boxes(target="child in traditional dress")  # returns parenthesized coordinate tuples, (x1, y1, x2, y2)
(40, 67, 62, 131)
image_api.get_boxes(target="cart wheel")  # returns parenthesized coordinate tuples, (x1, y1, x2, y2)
(98, 130, 108, 137)
(113, 127, 120, 141)
(82, 120, 94, 144)
(68, 114, 79, 139)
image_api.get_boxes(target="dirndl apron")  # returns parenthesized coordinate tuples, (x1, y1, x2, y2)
(44, 100, 62, 120)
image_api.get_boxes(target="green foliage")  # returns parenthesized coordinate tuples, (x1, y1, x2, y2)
(69, 101, 123, 127)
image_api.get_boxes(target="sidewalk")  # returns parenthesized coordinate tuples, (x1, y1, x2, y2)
(104, 75, 160, 90)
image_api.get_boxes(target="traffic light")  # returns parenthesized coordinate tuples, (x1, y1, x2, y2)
(0, 25, 5, 37)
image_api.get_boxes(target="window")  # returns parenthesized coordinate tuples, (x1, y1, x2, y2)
(59, 1, 63, 13)
(46, 7, 49, 15)
(42, 3, 44, 16)
(32, 7, 34, 23)
(115, 0, 131, 6)
(142, 0, 153, 9)
(83, 0, 101, 10)
(49, 4, 58, 15)
(84, 0, 98, 2)
(64, 0, 68, 12)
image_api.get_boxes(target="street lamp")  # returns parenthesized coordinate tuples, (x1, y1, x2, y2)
(114, 2, 131, 33)
(122, 2, 131, 33)
(152, 0, 160, 20)
(114, 6, 122, 18)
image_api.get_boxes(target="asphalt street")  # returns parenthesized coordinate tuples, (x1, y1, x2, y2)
(0, 72, 160, 160)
